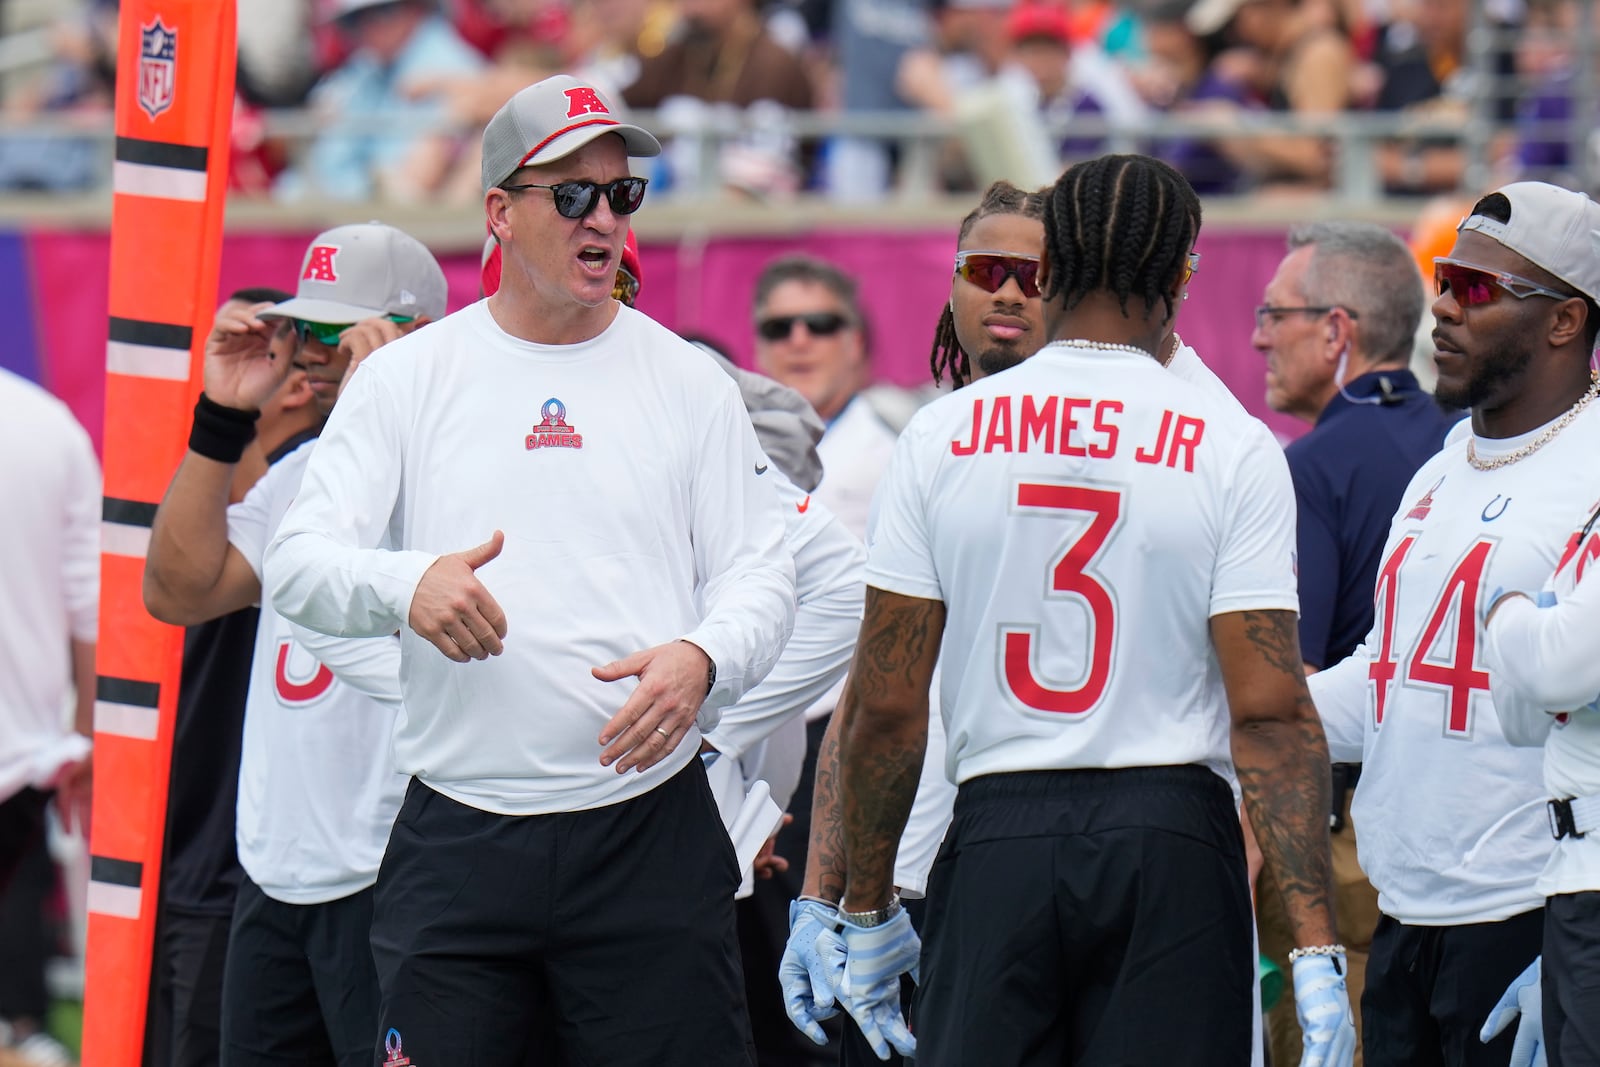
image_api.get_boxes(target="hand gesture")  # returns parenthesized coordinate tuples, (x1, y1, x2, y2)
(336, 315, 428, 399)
(407, 531, 508, 663)
(1481, 958, 1545, 1067)
(781, 898, 846, 1045)
(593, 640, 713, 774)
(52, 750, 93, 837)
(204, 300, 291, 411)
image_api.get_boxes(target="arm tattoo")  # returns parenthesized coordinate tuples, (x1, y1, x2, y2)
(840, 590, 943, 907)
(806, 712, 848, 902)
(1228, 610, 1339, 947)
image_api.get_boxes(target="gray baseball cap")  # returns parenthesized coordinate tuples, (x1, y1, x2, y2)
(263, 222, 448, 325)
(481, 74, 660, 194)
(1458, 182, 1600, 304)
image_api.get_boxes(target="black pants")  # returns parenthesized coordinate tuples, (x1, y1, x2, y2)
(0, 796, 54, 1023)
(219, 879, 379, 1067)
(371, 760, 754, 1067)
(0, 787, 50, 897)
(147, 907, 233, 1067)
(914, 766, 1253, 1067)
(1362, 907, 1544, 1067)
(1544, 891, 1600, 1067)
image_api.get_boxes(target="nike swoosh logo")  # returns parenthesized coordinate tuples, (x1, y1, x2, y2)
(755, 463, 768, 475)
(796, 495, 810, 513)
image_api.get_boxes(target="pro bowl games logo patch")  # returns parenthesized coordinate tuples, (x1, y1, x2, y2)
(384, 1028, 412, 1066)
(526, 397, 583, 450)
(138, 17, 177, 120)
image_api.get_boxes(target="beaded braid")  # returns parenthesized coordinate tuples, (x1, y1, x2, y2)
(1042, 155, 1201, 322)
(930, 180, 1051, 388)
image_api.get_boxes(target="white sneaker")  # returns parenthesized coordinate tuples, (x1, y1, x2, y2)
(10, 1032, 76, 1067)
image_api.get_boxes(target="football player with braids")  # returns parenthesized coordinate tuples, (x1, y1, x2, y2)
(822, 154, 1353, 1066)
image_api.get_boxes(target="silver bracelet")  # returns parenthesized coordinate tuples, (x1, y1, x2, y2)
(1288, 944, 1348, 963)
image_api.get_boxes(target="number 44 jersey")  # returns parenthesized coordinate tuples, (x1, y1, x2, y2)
(865, 341, 1299, 792)
(1308, 401, 1600, 926)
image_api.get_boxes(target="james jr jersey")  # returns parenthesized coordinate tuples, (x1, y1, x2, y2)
(866, 342, 1299, 787)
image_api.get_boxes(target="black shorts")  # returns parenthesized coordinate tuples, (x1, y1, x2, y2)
(219, 879, 379, 1067)
(370, 759, 753, 1067)
(913, 765, 1253, 1067)
(1544, 891, 1600, 1067)
(1361, 907, 1544, 1067)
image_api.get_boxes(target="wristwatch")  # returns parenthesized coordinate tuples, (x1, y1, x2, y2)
(839, 893, 902, 928)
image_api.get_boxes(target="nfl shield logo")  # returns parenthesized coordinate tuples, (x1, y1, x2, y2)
(138, 17, 177, 120)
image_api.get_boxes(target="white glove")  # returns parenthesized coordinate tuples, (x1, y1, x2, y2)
(838, 906, 920, 1060)
(1481, 958, 1545, 1067)
(1294, 954, 1357, 1067)
(779, 898, 846, 1045)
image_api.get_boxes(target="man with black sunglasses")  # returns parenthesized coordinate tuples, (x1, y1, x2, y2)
(143, 223, 447, 1067)
(1249, 221, 1462, 1067)
(265, 74, 796, 1067)
(1305, 181, 1600, 1067)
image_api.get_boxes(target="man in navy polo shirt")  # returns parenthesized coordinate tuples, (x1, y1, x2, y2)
(1251, 219, 1463, 1063)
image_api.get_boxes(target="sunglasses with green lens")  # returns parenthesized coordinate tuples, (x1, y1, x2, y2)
(293, 313, 415, 347)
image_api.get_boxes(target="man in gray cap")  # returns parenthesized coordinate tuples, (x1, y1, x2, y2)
(264, 74, 796, 1066)
(1306, 180, 1600, 1067)
(143, 223, 447, 1066)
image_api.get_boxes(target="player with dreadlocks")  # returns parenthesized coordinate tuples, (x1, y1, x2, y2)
(821, 154, 1354, 1066)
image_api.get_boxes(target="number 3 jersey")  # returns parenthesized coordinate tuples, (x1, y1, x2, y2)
(865, 342, 1299, 788)
(1308, 402, 1600, 925)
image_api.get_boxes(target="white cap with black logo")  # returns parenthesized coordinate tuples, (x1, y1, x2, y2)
(262, 222, 448, 325)
(1458, 182, 1600, 304)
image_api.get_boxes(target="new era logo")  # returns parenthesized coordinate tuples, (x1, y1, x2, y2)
(303, 245, 339, 283)
(563, 87, 610, 119)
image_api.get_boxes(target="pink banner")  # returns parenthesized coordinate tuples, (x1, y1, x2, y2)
(31, 226, 1313, 454)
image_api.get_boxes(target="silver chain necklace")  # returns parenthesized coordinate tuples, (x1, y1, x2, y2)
(1466, 376, 1600, 472)
(1050, 338, 1153, 359)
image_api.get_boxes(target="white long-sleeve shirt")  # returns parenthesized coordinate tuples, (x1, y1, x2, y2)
(1308, 406, 1600, 924)
(1485, 497, 1600, 897)
(264, 302, 796, 816)
(0, 370, 97, 804)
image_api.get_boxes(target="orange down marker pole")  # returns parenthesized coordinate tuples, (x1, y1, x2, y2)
(83, 3, 235, 1062)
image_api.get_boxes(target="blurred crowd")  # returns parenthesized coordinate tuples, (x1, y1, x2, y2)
(0, 0, 1594, 203)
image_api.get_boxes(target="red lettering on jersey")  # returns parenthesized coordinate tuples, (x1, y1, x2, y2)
(1556, 531, 1582, 576)
(951, 398, 982, 455)
(302, 245, 339, 283)
(563, 87, 610, 118)
(1167, 415, 1205, 472)
(1058, 397, 1090, 457)
(1134, 409, 1173, 465)
(982, 396, 1013, 453)
(1576, 534, 1600, 583)
(1019, 395, 1056, 452)
(1090, 400, 1122, 459)
(275, 639, 335, 704)
(1369, 536, 1415, 726)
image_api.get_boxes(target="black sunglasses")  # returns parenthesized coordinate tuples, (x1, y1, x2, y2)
(499, 177, 649, 219)
(756, 312, 851, 342)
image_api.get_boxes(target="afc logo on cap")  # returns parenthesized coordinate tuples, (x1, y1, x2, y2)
(303, 245, 340, 284)
(563, 87, 610, 119)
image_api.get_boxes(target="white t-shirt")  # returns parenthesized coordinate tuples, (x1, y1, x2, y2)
(0, 370, 97, 804)
(265, 302, 796, 816)
(867, 341, 1299, 786)
(817, 392, 899, 544)
(1485, 493, 1600, 898)
(1308, 404, 1600, 924)
(229, 442, 409, 905)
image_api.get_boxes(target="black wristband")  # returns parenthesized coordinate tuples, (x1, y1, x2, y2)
(188, 393, 259, 463)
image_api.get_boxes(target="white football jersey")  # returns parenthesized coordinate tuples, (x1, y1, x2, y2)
(229, 442, 409, 905)
(866, 342, 1299, 785)
(1309, 402, 1600, 924)
(1486, 493, 1600, 898)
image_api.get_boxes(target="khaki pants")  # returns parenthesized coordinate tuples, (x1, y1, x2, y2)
(1257, 792, 1381, 1066)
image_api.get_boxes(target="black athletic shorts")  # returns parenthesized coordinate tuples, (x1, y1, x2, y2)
(370, 758, 754, 1067)
(1544, 891, 1600, 1067)
(219, 878, 379, 1067)
(1361, 906, 1543, 1067)
(913, 764, 1254, 1067)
